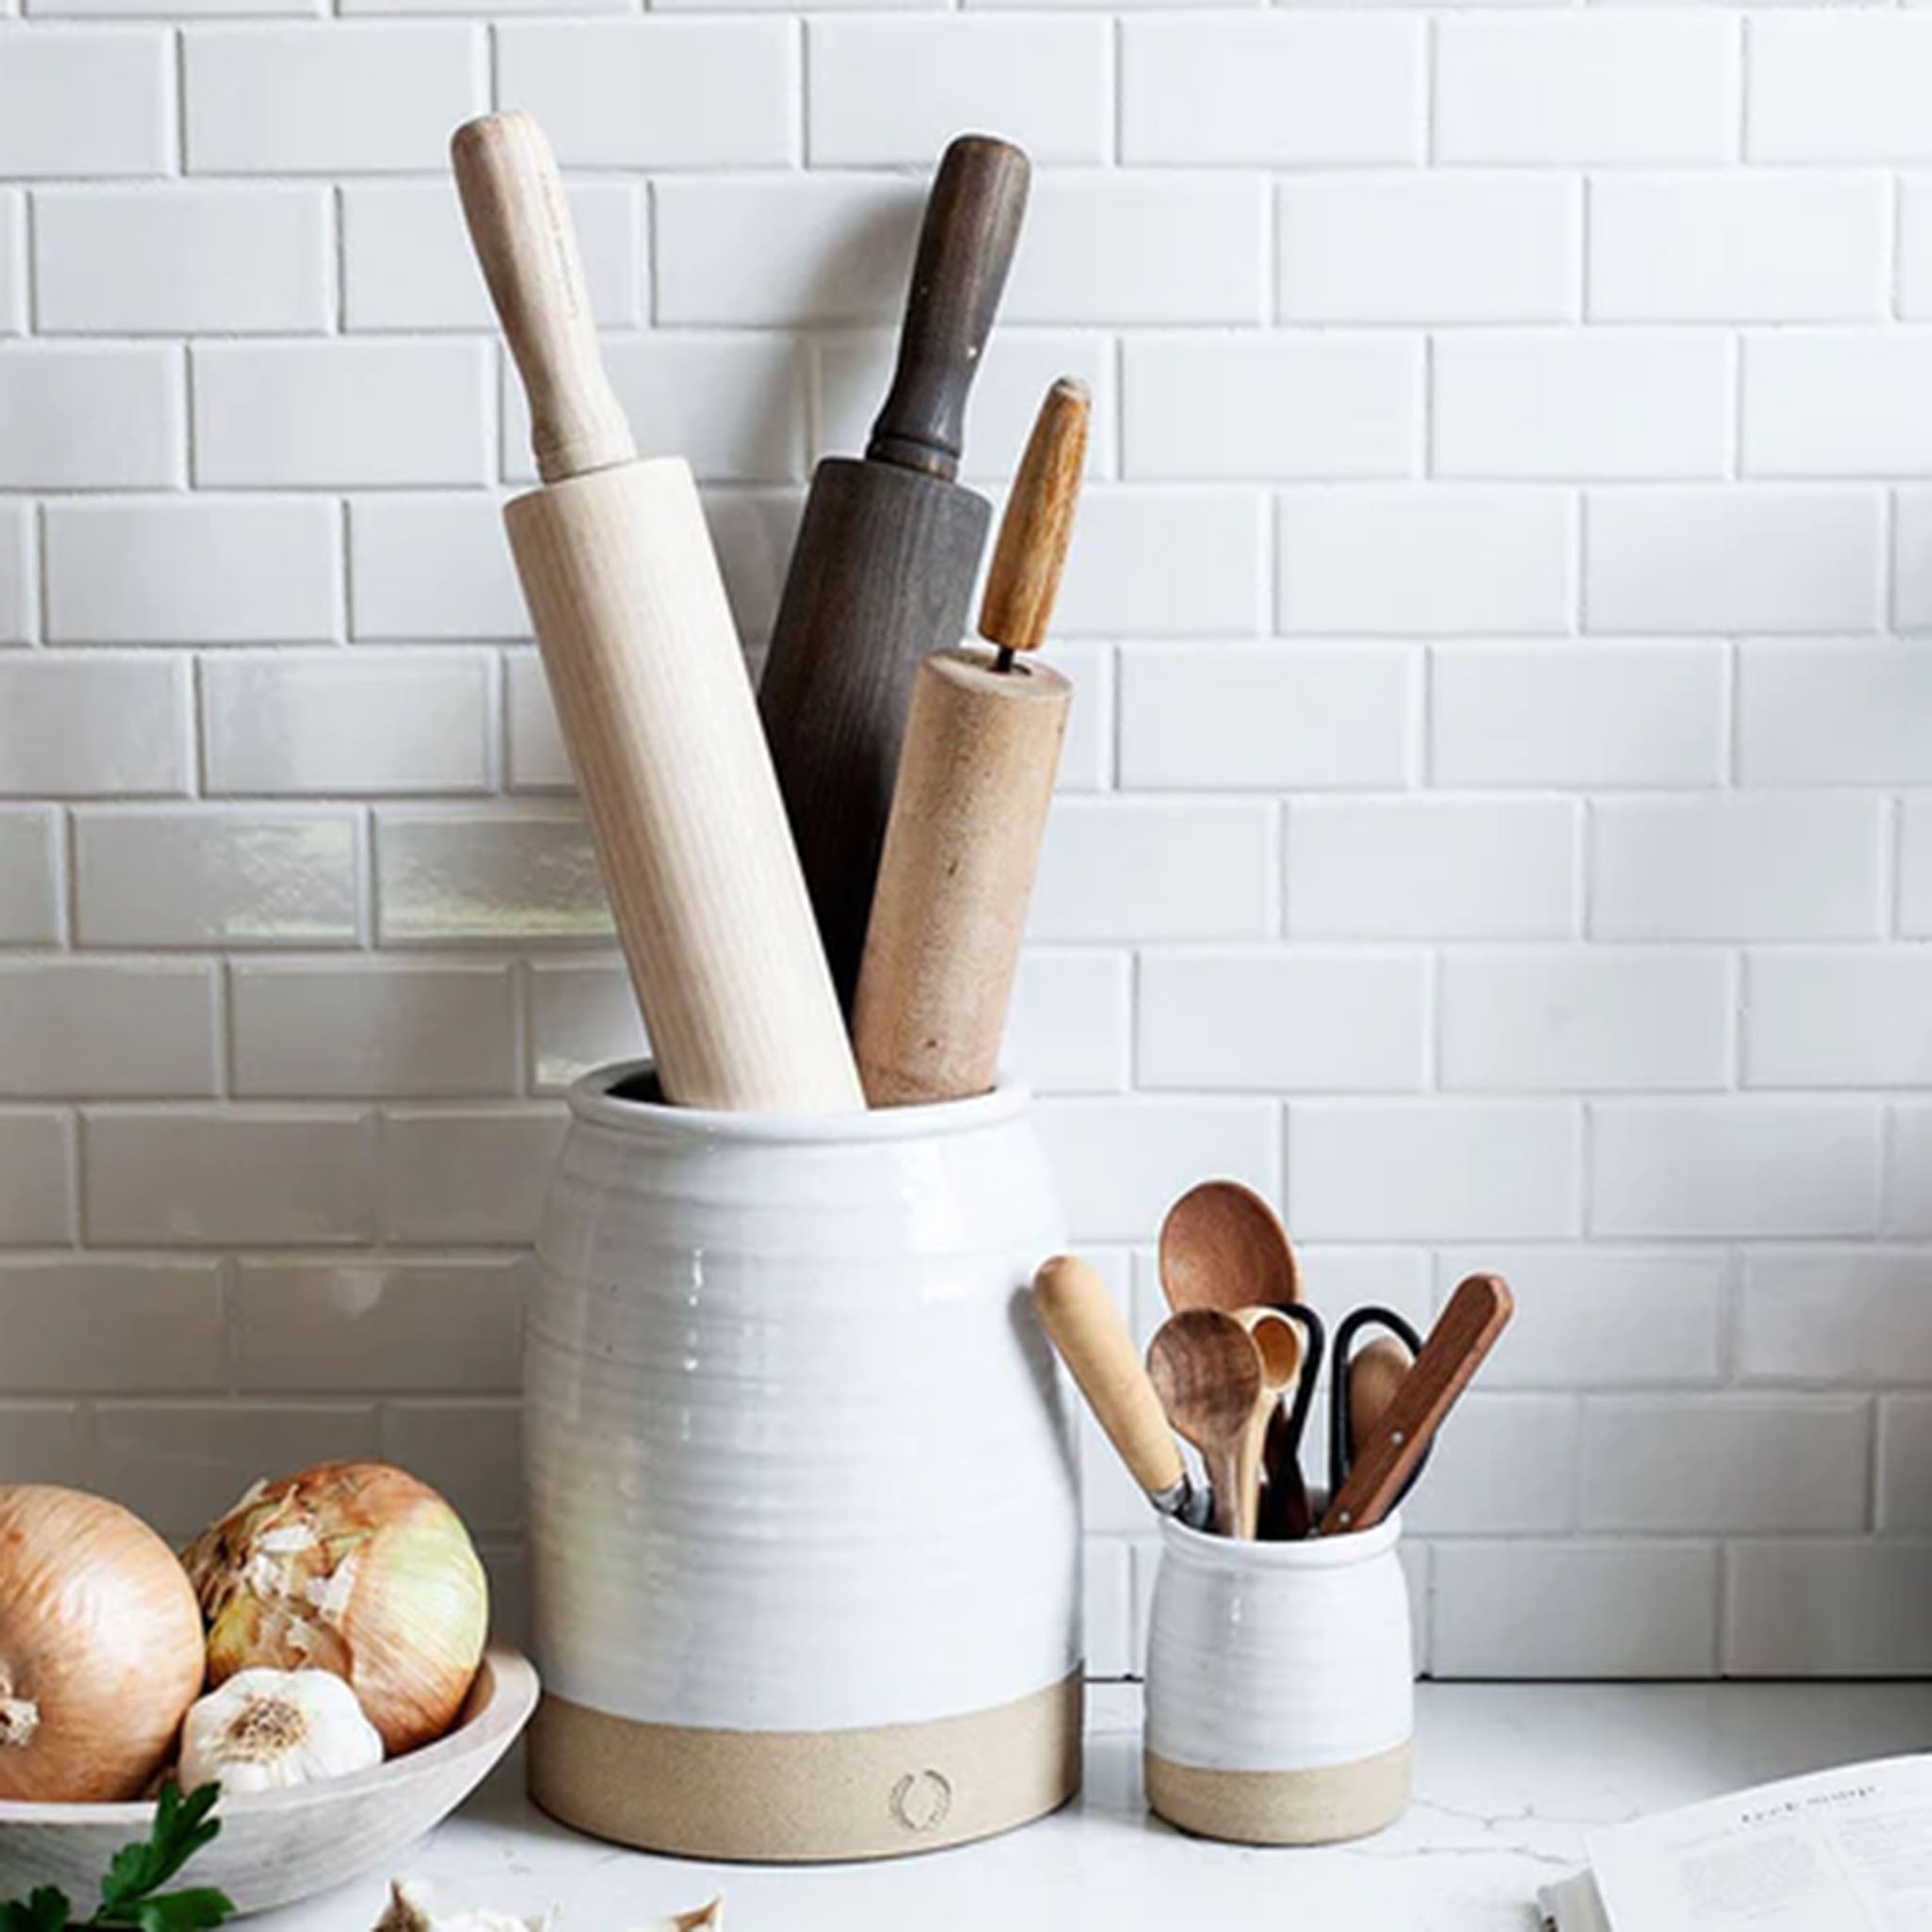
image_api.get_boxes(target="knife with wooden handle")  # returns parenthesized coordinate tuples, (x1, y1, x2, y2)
(1032, 1255, 1208, 1529)
(851, 377, 1087, 1108)
(452, 111, 862, 1115)
(758, 135, 1031, 1010)
(1320, 1274, 1514, 1537)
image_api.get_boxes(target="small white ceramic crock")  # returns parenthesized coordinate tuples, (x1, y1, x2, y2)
(525, 1061, 1081, 1862)
(1143, 1512, 1413, 1845)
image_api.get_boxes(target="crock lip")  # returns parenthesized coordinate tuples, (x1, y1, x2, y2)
(1158, 1509, 1402, 1569)
(564, 1058, 1035, 1143)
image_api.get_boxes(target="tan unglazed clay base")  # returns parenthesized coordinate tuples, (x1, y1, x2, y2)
(530, 1673, 1084, 1863)
(1145, 1738, 1412, 1846)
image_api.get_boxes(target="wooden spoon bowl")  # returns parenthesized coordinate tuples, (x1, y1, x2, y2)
(1158, 1180, 1301, 1315)
(1147, 1309, 1267, 1538)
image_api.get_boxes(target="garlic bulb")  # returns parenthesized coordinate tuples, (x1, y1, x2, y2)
(180, 1668, 384, 1793)
(0, 1486, 207, 1803)
(183, 1462, 488, 1757)
(375, 1885, 722, 1932)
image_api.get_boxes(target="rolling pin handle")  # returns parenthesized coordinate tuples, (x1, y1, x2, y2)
(866, 134, 1031, 483)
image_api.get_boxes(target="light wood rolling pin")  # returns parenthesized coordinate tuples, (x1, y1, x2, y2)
(451, 111, 862, 1115)
(851, 378, 1090, 1107)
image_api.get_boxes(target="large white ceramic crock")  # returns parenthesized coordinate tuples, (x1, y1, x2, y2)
(1144, 1513, 1413, 1846)
(525, 1061, 1081, 1862)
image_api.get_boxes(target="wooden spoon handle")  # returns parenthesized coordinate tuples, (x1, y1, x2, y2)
(867, 135, 1030, 482)
(1032, 1256, 1189, 1508)
(451, 110, 634, 485)
(979, 377, 1090, 655)
(1321, 1274, 1514, 1537)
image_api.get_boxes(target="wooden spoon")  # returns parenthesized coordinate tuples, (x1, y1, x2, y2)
(1321, 1274, 1514, 1537)
(1158, 1179, 1301, 1315)
(1031, 1256, 1205, 1528)
(1348, 1336, 1413, 1463)
(1233, 1307, 1303, 1544)
(1147, 1309, 1268, 1539)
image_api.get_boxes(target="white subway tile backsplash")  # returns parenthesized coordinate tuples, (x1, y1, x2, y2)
(1743, 1252, 1932, 1387)
(1400, 1393, 1578, 1535)
(1286, 797, 1577, 941)
(1442, 1247, 1727, 1391)
(1727, 1541, 1932, 1675)
(1433, 1543, 1721, 1680)
(504, 652, 571, 792)
(1030, 798, 1274, 941)
(231, 959, 516, 1097)
(1585, 488, 1885, 635)
(1749, 14, 1932, 163)
(1581, 1397, 1871, 1533)
(1139, 948, 1428, 1093)
(1034, 1095, 1278, 1242)
(1746, 951, 1932, 1091)
(0, 29, 170, 176)
(84, 1106, 375, 1245)
(1004, 175, 1267, 326)
(1121, 16, 1421, 167)
(35, 187, 329, 333)
(183, 25, 484, 174)
(204, 652, 492, 796)
(1120, 645, 1414, 791)
(380, 1105, 566, 1243)
(1441, 949, 1730, 1093)
(1739, 643, 1932, 785)
(1004, 949, 1130, 1096)
(1886, 1107, 1932, 1237)
(1745, 334, 1932, 478)
(1591, 795, 1885, 941)
(342, 180, 638, 333)
(1433, 332, 1729, 481)
(0, 505, 30, 644)
(1590, 174, 1889, 325)
(0, 655, 187, 797)
(1278, 175, 1578, 325)
(1591, 1100, 1884, 1238)
(1437, 15, 1736, 166)
(1432, 643, 1726, 790)
(45, 498, 341, 644)
(349, 497, 525, 641)
(1878, 1397, 1932, 1533)
(376, 809, 608, 944)
(1053, 491, 1262, 637)
(0, 1110, 74, 1244)
(230, 1256, 525, 1391)
(1123, 337, 1419, 483)
(193, 341, 491, 488)
(811, 16, 1108, 167)
(75, 808, 361, 947)
(498, 20, 793, 170)
(0, 960, 216, 1097)
(0, 345, 181, 488)
(0, 1406, 91, 1489)
(0, 1259, 223, 1391)
(1288, 1099, 1581, 1240)
(1278, 488, 1574, 637)
(525, 957, 646, 1094)
(96, 1402, 380, 1541)
(0, 811, 58, 944)
(383, 1400, 523, 1535)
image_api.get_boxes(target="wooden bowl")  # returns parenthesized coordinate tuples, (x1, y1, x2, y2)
(0, 1648, 539, 1917)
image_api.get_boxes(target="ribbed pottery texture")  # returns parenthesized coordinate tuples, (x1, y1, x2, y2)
(1146, 1514, 1412, 1775)
(527, 1064, 1079, 1735)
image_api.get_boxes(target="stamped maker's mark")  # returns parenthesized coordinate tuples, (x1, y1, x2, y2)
(890, 1769, 955, 1834)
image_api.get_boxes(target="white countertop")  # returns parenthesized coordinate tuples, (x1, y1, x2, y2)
(270, 1682, 1932, 1932)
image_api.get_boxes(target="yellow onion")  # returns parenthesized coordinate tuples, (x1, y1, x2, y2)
(182, 1462, 488, 1757)
(0, 1486, 206, 1802)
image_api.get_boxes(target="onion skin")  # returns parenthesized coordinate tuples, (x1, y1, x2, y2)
(0, 1486, 206, 1803)
(183, 1462, 489, 1757)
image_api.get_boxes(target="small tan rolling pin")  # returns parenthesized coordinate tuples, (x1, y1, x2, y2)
(851, 378, 1090, 1108)
(1031, 1256, 1210, 1530)
(451, 112, 862, 1115)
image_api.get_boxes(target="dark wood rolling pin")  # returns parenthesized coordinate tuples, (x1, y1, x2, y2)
(852, 377, 1089, 1107)
(451, 111, 862, 1114)
(758, 134, 1031, 1009)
